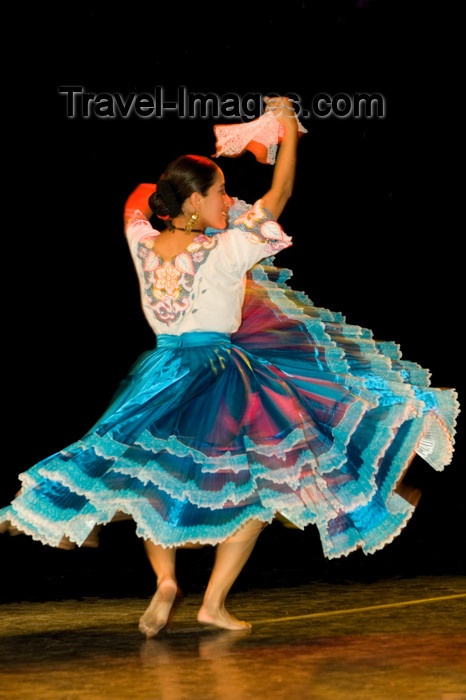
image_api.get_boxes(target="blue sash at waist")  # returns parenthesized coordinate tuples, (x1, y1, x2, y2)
(156, 332, 232, 349)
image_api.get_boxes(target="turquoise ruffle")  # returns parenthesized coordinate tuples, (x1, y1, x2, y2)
(0, 263, 460, 558)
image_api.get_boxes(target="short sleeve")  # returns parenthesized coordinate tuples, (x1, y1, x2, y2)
(124, 183, 157, 249)
(226, 199, 293, 274)
(126, 210, 157, 250)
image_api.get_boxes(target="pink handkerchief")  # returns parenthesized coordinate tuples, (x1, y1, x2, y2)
(213, 111, 307, 165)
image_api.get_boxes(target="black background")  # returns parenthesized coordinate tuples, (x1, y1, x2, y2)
(2, 2, 463, 601)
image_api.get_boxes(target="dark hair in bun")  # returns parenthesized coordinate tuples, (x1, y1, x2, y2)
(149, 155, 220, 222)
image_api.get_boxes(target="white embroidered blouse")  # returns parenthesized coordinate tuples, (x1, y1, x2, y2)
(124, 184, 293, 336)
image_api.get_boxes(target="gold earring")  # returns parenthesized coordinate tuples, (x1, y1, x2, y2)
(184, 211, 199, 232)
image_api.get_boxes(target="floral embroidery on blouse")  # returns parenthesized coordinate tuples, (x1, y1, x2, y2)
(233, 199, 292, 254)
(136, 232, 218, 325)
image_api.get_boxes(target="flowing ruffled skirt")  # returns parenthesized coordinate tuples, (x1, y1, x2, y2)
(0, 260, 460, 558)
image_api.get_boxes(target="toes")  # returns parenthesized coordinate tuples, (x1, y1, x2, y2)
(197, 608, 252, 631)
(139, 616, 166, 638)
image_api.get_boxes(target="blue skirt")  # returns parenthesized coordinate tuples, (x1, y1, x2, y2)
(0, 261, 460, 558)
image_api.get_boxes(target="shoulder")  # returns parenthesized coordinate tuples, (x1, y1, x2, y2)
(226, 199, 292, 251)
(206, 197, 277, 238)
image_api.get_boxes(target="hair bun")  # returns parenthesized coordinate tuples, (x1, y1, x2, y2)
(148, 155, 219, 221)
(149, 179, 182, 219)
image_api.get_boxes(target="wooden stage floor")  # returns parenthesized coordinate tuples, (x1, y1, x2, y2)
(1, 576, 465, 699)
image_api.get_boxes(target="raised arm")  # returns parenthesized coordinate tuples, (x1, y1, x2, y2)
(260, 96, 299, 221)
(124, 182, 157, 231)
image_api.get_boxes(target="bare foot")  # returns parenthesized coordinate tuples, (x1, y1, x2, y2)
(197, 602, 252, 631)
(139, 579, 179, 638)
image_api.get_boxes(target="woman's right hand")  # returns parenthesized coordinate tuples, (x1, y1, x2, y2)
(259, 94, 299, 220)
(263, 95, 298, 131)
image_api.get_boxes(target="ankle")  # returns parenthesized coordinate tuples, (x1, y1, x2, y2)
(200, 596, 226, 613)
(202, 582, 230, 606)
(156, 575, 177, 588)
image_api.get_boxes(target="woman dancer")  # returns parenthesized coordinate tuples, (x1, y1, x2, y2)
(0, 97, 459, 637)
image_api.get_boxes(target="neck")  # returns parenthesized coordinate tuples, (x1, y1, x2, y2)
(170, 225, 204, 234)
(170, 216, 205, 234)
